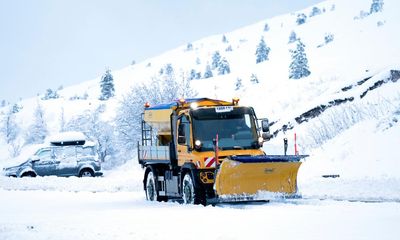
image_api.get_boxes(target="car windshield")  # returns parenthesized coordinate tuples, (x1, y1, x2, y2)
(191, 107, 258, 151)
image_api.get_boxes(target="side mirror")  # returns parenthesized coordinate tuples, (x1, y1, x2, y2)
(261, 119, 270, 132)
(30, 156, 40, 162)
(178, 136, 186, 144)
(262, 132, 272, 141)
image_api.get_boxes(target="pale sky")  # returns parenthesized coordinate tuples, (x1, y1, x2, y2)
(0, 0, 323, 103)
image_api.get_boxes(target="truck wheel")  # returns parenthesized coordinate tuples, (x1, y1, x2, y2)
(182, 173, 204, 205)
(145, 171, 158, 201)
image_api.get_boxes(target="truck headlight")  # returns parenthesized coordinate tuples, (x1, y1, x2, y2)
(194, 140, 202, 150)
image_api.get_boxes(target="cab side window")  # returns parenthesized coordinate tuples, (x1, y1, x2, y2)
(178, 115, 191, 146)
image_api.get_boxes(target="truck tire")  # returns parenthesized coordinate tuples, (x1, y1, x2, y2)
(145, 171, 158, 201)
(182, 173, 205, 205)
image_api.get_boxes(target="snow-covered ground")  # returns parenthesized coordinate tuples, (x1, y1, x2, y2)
(0, 187, 399, 240)
(0, 157, 399, 239)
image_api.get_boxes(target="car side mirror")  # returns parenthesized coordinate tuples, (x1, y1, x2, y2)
(30, 156, 40, 162)
(261, 119, 270, 132)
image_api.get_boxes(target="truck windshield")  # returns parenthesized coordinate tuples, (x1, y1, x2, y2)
(191, 107, 258, 151)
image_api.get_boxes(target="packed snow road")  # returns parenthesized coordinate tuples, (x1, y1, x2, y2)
(0, 189, 399, 240)
(1, 161, 399, 240)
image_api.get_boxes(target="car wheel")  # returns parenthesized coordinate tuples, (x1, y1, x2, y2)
(145, 171, 158, 201)
(79, 169, 94, 177)
(21, 172, 36, 178)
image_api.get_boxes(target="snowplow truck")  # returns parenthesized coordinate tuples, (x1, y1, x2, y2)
(138, 98, 307, 204)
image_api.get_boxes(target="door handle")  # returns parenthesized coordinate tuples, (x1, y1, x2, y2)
(178, 150, 181, 152)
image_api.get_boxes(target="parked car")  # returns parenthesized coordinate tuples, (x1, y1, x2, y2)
(3, 132, 103, 178)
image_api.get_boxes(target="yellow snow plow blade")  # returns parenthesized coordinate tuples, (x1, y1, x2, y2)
(214, 156, 303, 196)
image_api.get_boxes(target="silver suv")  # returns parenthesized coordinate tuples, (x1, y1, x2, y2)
(3, 140, 102, 178)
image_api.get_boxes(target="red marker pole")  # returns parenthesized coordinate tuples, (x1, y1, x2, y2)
(215, 134, 219, 166)
(294, 133, 298, 155)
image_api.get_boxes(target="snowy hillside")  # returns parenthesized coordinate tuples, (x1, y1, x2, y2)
(1, 0, 399, 197)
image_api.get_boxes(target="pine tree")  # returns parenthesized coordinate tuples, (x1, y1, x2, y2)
(264, 23, 270, 32)
(42, 88, 59, 100)
(99, 69, 115, 100)
(59, 107, 66, 132)
(324, 33, 334, 44)
(218, 58, 230, 75)
(161, 64, 178, 101)
(211, 51, 221, 69)
(11, 103, 22, 113)
(289, 39, 311, 79)
(288, 31, 298, 43)
(186, 42, 193, 51)
(235, 78, 243, 91)
(222, 35, 228, 43)
(370, 0, 384, 13)
(1, 108, 19, 144)
(25, 103, 48, 144)
(255, 37, 270, 63)
(203, 64, 213, 79)
(296, 13, 307, 25)
(225, 45, 233, 52)
(188, 69, 197, 80)
(310, 7, 322, 17)
(250, 74, 259, 84)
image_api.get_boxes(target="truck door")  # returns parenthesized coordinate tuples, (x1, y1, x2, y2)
(177, 115, 193, 166)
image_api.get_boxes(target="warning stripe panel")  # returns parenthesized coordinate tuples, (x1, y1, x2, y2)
(205, 157, 216, 168)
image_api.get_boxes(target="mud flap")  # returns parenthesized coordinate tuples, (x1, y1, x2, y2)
(214, 155, 304, 196)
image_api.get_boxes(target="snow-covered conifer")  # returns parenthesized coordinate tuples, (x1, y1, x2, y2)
(11, 103, 22, 113)
(42, 89, 59, 100)
(99, 69, 115, 100)
(264, 23, 270, 32)
(1, 108, 19, 144)
(310, 7, 322, 17)
(186, 42, 193, 51)
(250, 74, 259, 84)
(211, 51, 221, 69)
(188, 69, 197, 80)
(255, 37, 270, 63)
(225, 45, 233, 52)
(324, 33, 334, 44)
(222, 35, 228, 43)
(288, 31, 298, 44)
(218, 58, 230, 75)
(296, 13, 307, 25)
(289, 39, 311, 79)
(203, 64, 213, 79)
(370, 0, 384, 13)
(235, 78, 243, 91)
(25, 103, 48, 144)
